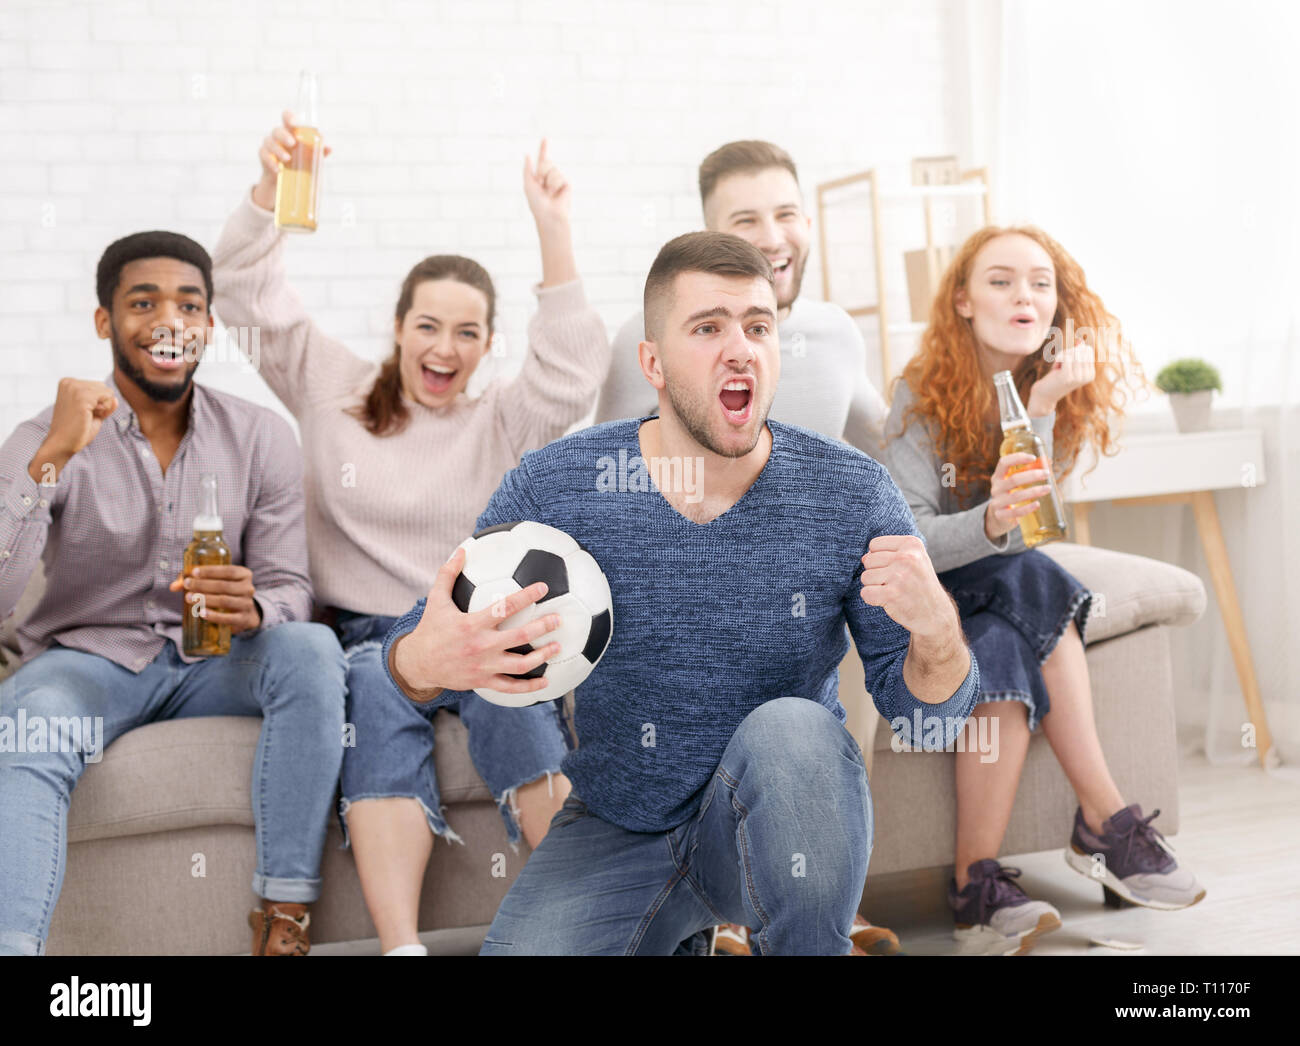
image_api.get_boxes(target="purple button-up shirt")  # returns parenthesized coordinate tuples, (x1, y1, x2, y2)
(0, 375, 313, 672)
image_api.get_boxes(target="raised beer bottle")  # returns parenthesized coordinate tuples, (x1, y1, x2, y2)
(994, 370, 1067, 548)
(182, 473, 232, 657)
(274, 70, 323, 233)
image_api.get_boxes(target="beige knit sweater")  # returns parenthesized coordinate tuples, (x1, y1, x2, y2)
(212, 193, 612, 617)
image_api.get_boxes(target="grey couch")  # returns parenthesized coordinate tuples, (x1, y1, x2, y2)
(1, 541, 1205, 954)
(0, 564, 526, 955)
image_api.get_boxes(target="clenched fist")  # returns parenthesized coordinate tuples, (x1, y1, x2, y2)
(859, 535, 959, 639)
(27, 378, 119, 485)
(860, 534, 970, 703)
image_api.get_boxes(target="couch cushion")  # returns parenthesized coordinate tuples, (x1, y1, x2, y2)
(67, 711, 493, 843)
(1037, 542, 1205, 643)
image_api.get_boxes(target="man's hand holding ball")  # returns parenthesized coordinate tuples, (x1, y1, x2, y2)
(391, 546, 564, 704)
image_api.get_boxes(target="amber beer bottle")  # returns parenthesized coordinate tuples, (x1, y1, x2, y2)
(994, 370, 1067, 548)
(183, 473, 232, 657)
(274, 70, 322, 233)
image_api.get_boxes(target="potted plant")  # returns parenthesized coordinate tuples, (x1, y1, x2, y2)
(1155, 358, 1222, 433)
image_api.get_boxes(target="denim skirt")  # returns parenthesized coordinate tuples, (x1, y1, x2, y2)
(936, 549, 1093, 731)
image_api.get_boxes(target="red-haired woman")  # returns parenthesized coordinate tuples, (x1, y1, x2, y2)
(213, 114, 609, 955)
(884, 226, 1204, 954)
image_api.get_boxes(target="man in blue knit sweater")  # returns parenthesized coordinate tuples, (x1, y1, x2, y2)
(384, 231, 980, 955)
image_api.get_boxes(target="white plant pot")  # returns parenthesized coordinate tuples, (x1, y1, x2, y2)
(1169, 390, 1213, 433)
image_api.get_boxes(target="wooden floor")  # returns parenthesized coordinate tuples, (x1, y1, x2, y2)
(874, 745, 1300, 956)
(314, 744, 1300, 956)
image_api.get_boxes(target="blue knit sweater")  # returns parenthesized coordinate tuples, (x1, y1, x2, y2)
(384, 417, 979, 833)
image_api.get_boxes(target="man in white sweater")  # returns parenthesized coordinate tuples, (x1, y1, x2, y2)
(593, 140, 888, 461)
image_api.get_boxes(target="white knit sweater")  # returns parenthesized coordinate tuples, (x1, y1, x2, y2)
(212, 193, 612, 616)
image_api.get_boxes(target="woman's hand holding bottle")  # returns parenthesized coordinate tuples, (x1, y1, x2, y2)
(984, 452, 1053, 541)
(252, 109, 333, 213)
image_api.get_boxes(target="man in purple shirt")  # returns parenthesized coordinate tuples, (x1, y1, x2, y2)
(0, 231, 346, 956)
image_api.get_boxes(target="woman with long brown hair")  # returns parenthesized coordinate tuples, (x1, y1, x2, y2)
(884, 225, 1204, 954)
(213, 113, 609, 955)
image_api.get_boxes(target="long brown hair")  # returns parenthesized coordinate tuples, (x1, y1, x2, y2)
(894, 225, 1144, 505)
(350, 255, 496, 437)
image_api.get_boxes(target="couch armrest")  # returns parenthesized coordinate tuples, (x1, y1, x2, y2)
(1037, 542, 1206, 644)
(1, 559, 46, 668)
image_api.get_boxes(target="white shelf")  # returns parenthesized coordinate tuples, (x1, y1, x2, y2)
(821, 181, 988, 205)
(880, 184, 989, 202)
(1061, 428, 1267, 502)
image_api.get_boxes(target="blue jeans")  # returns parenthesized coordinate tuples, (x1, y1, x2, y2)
(478, 697, 872, 955)
(0, 623, 346, 956)
(334, 611, 570, 847)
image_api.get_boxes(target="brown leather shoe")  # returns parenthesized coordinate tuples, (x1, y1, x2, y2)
(249, 902, 311, 956)
(850, 913, 902, 955)
(712, 923, 752, 955)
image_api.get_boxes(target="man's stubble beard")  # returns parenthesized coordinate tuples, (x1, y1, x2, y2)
(660, 359, 773, 460)
(110, 320, 200, 404)
(777, 246, 809, 313)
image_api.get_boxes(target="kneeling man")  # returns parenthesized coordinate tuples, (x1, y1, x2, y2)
(385, 231, 978, 955)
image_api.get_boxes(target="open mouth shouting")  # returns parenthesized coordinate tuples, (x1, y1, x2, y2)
(421, 361, 458, 395)
(718, 374, 754, 425)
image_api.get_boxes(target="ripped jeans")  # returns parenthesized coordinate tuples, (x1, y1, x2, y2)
(334, 611, 570, 847)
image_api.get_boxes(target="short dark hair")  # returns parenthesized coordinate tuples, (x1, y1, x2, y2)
(643, 231, 774, 340)
(96, 231, 213, 310)
(698, 140, 799, 209)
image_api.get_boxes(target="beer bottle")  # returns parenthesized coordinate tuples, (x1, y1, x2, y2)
(182, 473, 233, 656)
(994, 370, 1067, 547)
(274, 70, 323, 233)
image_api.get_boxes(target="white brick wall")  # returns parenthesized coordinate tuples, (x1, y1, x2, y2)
(1, 0, 968, 432)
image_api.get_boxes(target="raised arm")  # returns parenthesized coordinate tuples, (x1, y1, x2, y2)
(1, 381, 119, 617)
(492, 140, 612, 457)
(211, 111, 367, 416)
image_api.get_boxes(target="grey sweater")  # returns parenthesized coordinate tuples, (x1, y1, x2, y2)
(883, 378, 1056, 574)
(593, 297, 889, 459)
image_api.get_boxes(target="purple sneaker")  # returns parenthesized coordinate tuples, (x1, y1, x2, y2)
(949, 859, 1062, 955)
(1065, 804, 1206, 910)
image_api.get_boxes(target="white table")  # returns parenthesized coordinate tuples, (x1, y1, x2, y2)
(1060, 428, 1274, 766)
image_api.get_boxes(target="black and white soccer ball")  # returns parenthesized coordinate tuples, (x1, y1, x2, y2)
(450, 521, 613, 707)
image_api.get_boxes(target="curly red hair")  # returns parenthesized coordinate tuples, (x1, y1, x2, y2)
(892, 225, 1145, 505)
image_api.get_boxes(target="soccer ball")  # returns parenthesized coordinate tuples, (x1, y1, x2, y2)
(450, 521, 614, 707)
